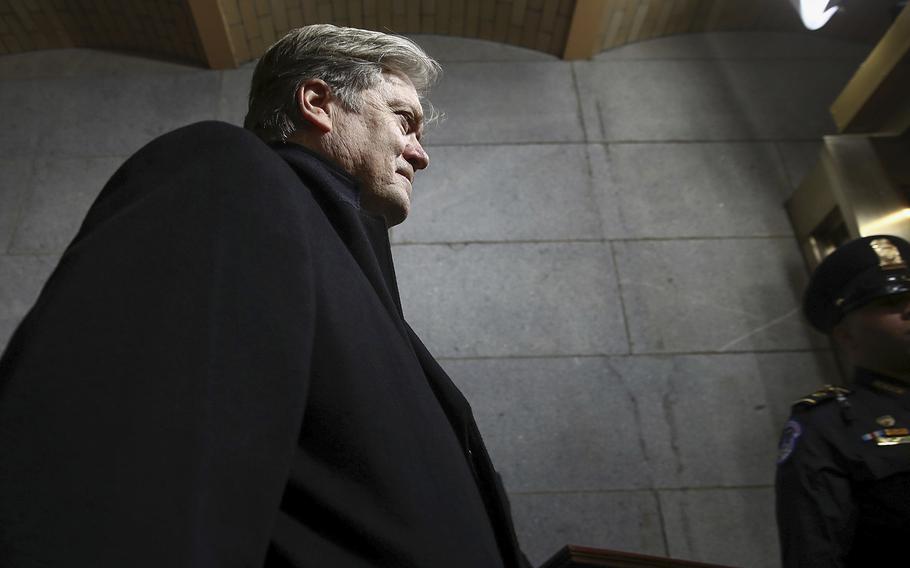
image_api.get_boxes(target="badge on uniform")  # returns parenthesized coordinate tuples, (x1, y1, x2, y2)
(871, 238, 908, 270)
(877, 415, 896, 427)
(861, 427, 910, 446)
(778, 420, 802, 464)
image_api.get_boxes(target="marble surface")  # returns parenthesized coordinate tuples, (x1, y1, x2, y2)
(0, 31, 869, 568)
(0, 254, 59, 348)
(446, 356, 653, 492)
(426, 62, 585, 144)
(10, 157, 124, 254)
(613, 238, 823, 354)
(0, 159, 32, 253)
(595, 31, 871, 61)
(660, 487, 780, 568)
(598, 142, 793, 238)
(393, 143, 603, 243)
(575, 58, 857, 142)
(394, 242, 628, 357)
(511, 490, 667, 566)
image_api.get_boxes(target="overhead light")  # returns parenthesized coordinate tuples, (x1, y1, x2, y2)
(790, 0, 841, 30)
(862, 208, 910, 234)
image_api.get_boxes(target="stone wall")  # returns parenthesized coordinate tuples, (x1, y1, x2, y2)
(0, 31, 870, 567)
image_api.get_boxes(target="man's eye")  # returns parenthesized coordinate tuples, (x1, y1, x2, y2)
(395, 112, 411, 131)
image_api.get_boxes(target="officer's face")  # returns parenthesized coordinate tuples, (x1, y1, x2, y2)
(325, 72, 429, 227)
(835, 292, 910, 374)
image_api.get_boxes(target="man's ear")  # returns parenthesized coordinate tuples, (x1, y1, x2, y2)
(296, 79, 335, 133)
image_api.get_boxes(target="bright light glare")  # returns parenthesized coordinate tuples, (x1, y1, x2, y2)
(798, 0, 839, 30)
(862, 208, 910, 234)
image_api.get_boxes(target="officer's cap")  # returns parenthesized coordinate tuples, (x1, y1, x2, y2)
(804, 235, 910, 333)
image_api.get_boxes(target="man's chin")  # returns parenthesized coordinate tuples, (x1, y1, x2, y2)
(363, 199, 409, 227)
(385, 199, 410, 227)
(360, 183, 411, 226)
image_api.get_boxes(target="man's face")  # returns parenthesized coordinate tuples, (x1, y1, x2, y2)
(325, 72, 429, 226)
(835, 292, 910, 375)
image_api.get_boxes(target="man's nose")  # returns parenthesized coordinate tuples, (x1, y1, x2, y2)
(404, 141, 429, 171)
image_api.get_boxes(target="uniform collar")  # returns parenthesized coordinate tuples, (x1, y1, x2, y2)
(854, 367, 910, 398)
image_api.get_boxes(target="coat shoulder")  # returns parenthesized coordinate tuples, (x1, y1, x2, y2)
(79, 121, 310, 240)
(776, 386, 851, 465)
(138, 121, 278, 168)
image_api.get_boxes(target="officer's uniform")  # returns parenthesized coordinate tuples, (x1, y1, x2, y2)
(776, 235, 910, 567)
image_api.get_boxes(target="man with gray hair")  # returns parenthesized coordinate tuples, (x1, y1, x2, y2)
(0, 25, 529, 568)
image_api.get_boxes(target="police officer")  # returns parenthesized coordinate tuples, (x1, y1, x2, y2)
(776, 234, 910, 567)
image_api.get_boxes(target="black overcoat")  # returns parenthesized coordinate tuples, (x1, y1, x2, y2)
(0, 121, 528, 568)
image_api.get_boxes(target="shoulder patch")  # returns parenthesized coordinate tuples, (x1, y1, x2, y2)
(791, 384, 852, 409)
(777, 420, 803, 464)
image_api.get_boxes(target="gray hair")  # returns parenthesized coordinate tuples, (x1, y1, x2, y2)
(244, 24, 441, 142)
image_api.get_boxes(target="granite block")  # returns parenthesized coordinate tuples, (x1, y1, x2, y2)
(0, 79, 53, 157)
(393, 144, 603, 243)
(0, 254, 59, 351)
(595, 31, 870, 61)
(408, 34, 557, 62)
(612, 238, 823, 353)
(393, 242, 628, 357)
(10, 157, 124, 254)
(0, 48, 200, 79)
(586, 144, 627, 239)
(660, 487, 780, 568)
(576, 58, 856, 142)
(33, 73, 220, 157)
(424, 62, 584, 145)
(0, 48, 86, 79)
(0, 159, 32, 253)
(609, 352, 837, 488)
(443, 357, 652, 492)
(71, 49, 202, 76)
(511, 491, 667, 566)
(602, 142, 792, 238)
(776, 141, 824, 195)
(219, 66, 255, 126)
(757, 350, 841, 434)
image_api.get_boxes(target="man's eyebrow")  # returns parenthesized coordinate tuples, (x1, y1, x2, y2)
(388, 99, 426, 141)
(388, 99, 424, 122)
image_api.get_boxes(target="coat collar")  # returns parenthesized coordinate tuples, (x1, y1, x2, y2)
(270, 142, 405, 327)
(269, 142, 360, 206)
(271, 142, 528, 568)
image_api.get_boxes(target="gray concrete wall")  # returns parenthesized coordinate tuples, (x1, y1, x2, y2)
(0, 32, 870, 567)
